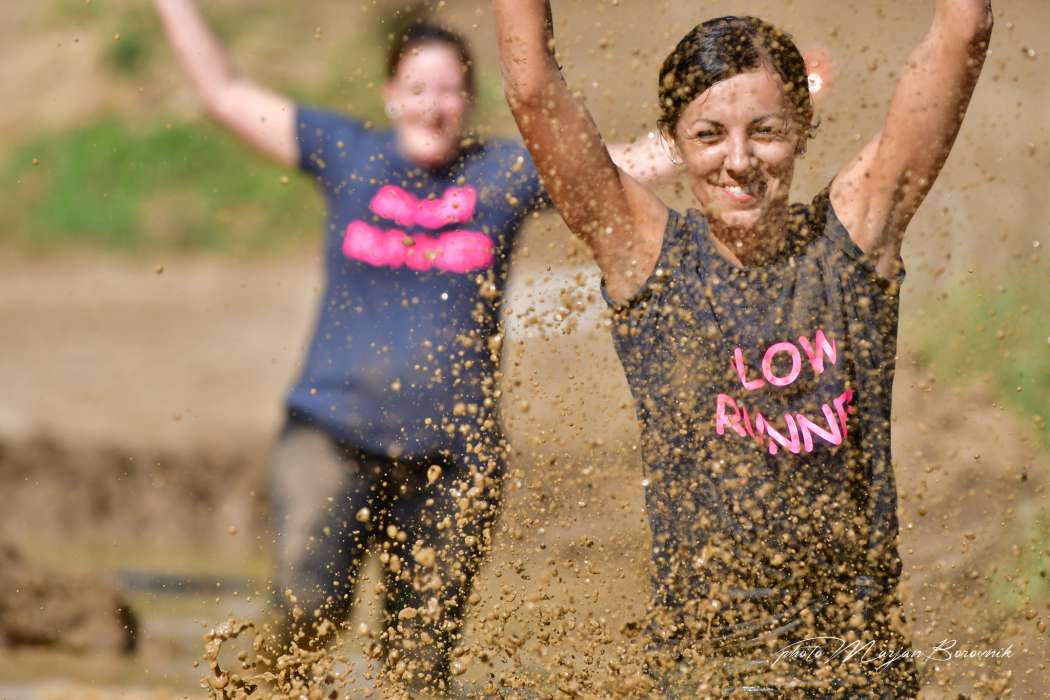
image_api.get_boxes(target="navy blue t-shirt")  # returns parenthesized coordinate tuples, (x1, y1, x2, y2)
(287, 106, 547, 459)
(605, 192, 907, 645)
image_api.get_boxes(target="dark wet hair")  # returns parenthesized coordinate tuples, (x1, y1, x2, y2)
(658, 16, 814, 136)
(387, 21, 476, 97)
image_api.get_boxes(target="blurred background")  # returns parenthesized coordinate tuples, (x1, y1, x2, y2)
(0, 0, 1047, 698)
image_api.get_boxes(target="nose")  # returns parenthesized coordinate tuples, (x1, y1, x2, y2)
(417, 89, 438, 112)
(422, 90, 451, 122)
(725, 133, 754, 178)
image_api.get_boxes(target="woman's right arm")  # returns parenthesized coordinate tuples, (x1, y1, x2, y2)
(153, 0, 297, 168)
(494, 0, 668, 303)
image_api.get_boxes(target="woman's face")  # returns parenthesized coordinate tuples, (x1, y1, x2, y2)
(669, 69, 802, 233)
(384, 43, 472, 169)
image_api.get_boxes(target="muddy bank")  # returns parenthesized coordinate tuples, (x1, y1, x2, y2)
(0, 431, 268, 549)
(0, 542, 137, 654)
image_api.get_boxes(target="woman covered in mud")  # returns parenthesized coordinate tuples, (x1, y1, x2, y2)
(496, 0, 992, 696)
(154, 0, 672, 694)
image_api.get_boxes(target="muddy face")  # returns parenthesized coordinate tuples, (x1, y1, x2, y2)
(668, 69, 802, 256)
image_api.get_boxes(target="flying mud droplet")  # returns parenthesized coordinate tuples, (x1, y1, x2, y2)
(355, 507, 371, 523)
(427, 464, 442, 484)
(413, 547, 436, 567)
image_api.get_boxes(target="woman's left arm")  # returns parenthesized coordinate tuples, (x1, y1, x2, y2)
(831, 0, 993, 278)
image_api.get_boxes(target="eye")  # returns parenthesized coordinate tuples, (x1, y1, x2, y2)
(752, 123, 789, 140)
(693, 129, 722, 143)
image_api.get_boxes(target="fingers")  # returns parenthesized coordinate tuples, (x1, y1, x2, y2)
(802, 47, 836, 109)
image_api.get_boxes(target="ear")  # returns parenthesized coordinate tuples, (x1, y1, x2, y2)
(801, 47, 835, 107)
(657, 123, 683, 165)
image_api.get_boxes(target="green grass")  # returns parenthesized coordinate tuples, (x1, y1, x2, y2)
(3, 0, 517, 256)
(914, 276, 1050, 612)
(986, 507, 1050, 612)
(1, 117, 323, 254)
(915, 279, 1049, 450)
(0, 63, 515, 258)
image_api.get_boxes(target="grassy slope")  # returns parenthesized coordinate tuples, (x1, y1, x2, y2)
(0, 0, 509, 256)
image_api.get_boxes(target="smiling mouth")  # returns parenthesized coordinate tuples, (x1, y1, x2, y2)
(720, 183, 761, 204)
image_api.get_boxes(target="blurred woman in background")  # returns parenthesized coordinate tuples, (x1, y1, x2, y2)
(154, 0, 673, 693)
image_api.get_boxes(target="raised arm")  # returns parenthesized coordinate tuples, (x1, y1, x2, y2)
(153, 0, 297, 167)
(831, 0, 993, 278)
(494, 0, 668, 303)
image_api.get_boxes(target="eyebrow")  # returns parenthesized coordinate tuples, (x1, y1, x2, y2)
(689, 113, 790, 128)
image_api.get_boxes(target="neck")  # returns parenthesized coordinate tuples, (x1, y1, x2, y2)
(708, 203, 791, 268)
(396, 141, 456, 171)
(392, 124, 470, 171)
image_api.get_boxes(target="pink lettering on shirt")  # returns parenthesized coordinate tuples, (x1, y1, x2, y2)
(733, 348, 767, 391)
(798, 329, 838, 375)
(796, 404, 844, 452)
(716, 394, 747, 437)
(832, 388, 855, 438)
(369, 185, 477, 229)
(755, 412, 802, 456)
(342, 222, 493, 273)
(714, 331, 856, 456)
(761, 341, 803, 387)
(344, 184, 492, 273)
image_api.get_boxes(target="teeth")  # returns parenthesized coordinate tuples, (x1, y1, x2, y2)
(727, 185, 748, 195)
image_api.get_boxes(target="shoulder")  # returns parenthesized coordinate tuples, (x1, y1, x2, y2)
(295, 106, 390, 175)
(295, 105, 386, 146)
(467, 135, 533, 171)
(296, 104, 350, 132)
(603, 206, 695, 311)
(462, 136, 551, 211)
(805, 189, 906, 291)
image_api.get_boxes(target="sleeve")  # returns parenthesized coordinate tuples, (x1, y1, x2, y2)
(600, 207, 687, 318)
(295, 104, 366, 180)
(820, 190, 907, 294)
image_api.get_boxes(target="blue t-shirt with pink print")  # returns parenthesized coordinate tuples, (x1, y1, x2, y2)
(287, 105, 548, 459)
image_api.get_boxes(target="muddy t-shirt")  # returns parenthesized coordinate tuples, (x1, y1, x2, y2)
(287, 106, 547, 458)
(605, 193, 906, 644)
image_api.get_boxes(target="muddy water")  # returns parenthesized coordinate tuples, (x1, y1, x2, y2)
(4, 250, 1045, 698)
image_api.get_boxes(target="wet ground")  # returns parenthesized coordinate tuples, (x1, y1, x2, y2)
(1, 241, 1048, 698)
